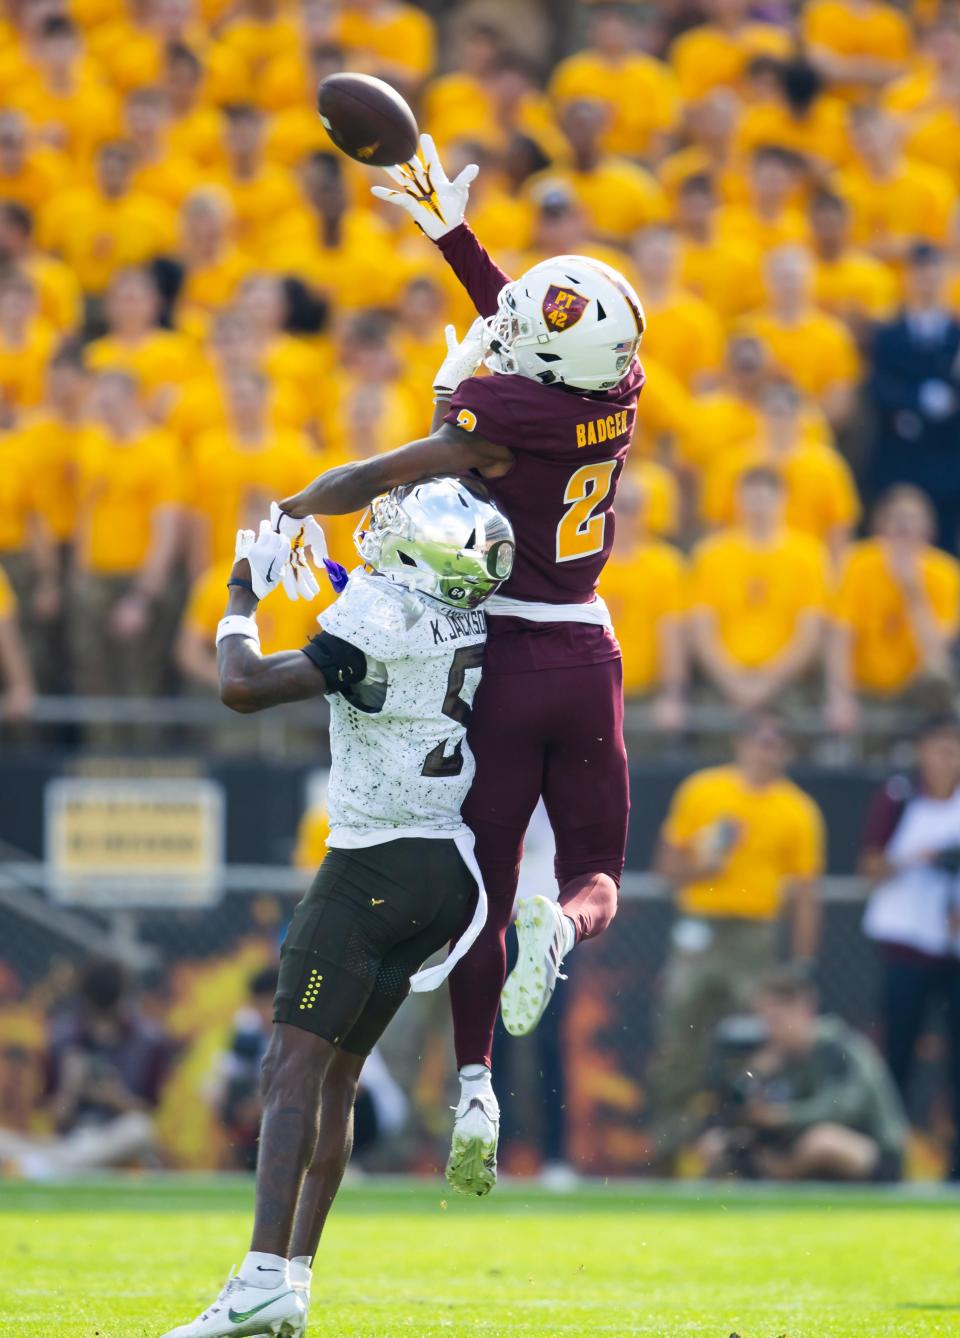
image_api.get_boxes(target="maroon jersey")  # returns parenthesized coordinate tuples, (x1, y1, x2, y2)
(437, 224, 644, 671)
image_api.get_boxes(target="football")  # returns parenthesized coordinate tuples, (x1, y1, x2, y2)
(317, 72, 420, 167)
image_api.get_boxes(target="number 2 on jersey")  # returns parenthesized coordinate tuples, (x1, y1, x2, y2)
(421, 643, 485, 778)
(556, 460, 618, 564)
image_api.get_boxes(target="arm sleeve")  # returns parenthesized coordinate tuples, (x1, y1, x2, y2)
(301, 630, 368, 692)
(436, 223, 513, 319)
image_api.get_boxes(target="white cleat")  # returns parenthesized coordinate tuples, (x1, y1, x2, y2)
(501, 895, 568, 1037)
(161, 1271, 306, 1338)
(445, 1086, 500, 1197)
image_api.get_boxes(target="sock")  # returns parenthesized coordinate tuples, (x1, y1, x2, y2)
(289, 1255, 313, 1289)
(238, 1251, 287, 1287)
(459, 1063, 492, 1088)
(560, 913, 576, 958)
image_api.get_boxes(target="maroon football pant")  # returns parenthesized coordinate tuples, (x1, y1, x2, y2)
(451, 656, 629, 1069)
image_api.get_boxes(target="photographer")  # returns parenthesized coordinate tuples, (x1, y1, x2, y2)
(699, 969, 906, 1182)
(860, 713, 960, 1180)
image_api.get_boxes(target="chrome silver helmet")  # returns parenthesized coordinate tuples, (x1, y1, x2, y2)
(354, 476, 515, 610)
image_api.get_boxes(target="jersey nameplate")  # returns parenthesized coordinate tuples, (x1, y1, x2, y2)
(576, 410, 630, 448)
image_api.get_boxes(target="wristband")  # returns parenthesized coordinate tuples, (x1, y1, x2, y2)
(216, 614, 260, 647)
(227, 578, 255, 593)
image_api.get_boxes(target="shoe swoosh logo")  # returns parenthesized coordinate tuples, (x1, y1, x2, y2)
(228, 1291, 293, 1323)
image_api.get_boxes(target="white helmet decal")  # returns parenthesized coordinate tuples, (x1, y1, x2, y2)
(482, 254, 644, 392)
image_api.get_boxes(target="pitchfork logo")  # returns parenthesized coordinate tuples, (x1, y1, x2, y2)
(542, 285, 588, 332)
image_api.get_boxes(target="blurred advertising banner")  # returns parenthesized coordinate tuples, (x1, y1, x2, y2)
(44, 779, 225, 908)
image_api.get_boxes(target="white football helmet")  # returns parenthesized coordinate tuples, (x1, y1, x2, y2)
(355, 476, 515, 610)
(482, 254, 645, 392)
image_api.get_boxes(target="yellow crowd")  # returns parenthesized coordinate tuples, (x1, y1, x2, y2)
(0, 0, 959, 727)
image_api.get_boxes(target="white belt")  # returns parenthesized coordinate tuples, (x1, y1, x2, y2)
(409, 831, 488, 992)
(484, 593, 613, 629)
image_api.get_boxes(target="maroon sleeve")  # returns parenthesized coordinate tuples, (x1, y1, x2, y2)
(861, 778, 910, 853)
(444, 374, 538, 449)
(436, 223, 512, 319)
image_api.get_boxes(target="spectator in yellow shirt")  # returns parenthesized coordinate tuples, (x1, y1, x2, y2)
(10, 15, 119, 159)
(20, 341, 89, 558)
(71, 370, 183, 699)
(674, 173, 764, 322)
(803, 0, 913, 97)
(809, 188, 898, 327)
(599, 472, 688, 728)
(423, 21, 501, 151)
(162, 43, 229, 170)
(0, 271, 56, 411)
(189, 367, 318, 570)
(735, 55, 852, 170)
(86, 268, 195, 419)
(529, 99, 668, 243)
(827, 486, 960, 730)
(550, 3, 680, 159)
(659, 89, 745, 209)
(701, 378, 860, 559)
(650, 713, 824, 1154)
(716, 145, 812, 253)
(214, 0, 301, 90)
(0, 111, 70, 214)
(330, 0, 436, 92)
(0, 390, 59, 654)
(124, 85, 203, 211)
(677, 334, 770, 479)
(39, 140, 178, 296)
(0, 563, 34, 723)
(169, 309, 309, 452)
(320, 312, 421, 463)
(630, 227, 725, 391)
(275, 152, 397, 312)
(89, 0, 246, 104)
(392, 275, 448, 437)
(232, 273, 327, 431)
(838, 106, 955, 261)
(172, 188, 253, 332)
(0, 201, 81, 334)
(218, 103, 304, 254)
(516, 183, 633, 284)
(883, 17, 960, 117)
(742, 245, 861, 427)
(690, 466, 830, 712)
(669, 0, 792, 102)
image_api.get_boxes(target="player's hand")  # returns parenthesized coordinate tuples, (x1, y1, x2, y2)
(371, 133, 478, 240)
(270, 502, 328, 602)
(235, 520, 291, 600)
(433, 318, 485, 399)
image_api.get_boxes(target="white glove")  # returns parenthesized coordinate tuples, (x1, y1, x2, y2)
(433, 318, 485, 399)
(371, 133, 478, 241)
(270, 502, 328, 602)
(235, 521, 291, 600)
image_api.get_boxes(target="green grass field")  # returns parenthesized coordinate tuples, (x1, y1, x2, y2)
(2, 1176, 960, 1337)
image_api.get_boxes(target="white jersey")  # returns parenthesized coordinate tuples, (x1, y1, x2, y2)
(318, 569, 487, 848)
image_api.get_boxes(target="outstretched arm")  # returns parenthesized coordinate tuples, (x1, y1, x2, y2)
(280, 421, 512, 519)
(372, 135, 512, 317)
(217, 562, 330, 713)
